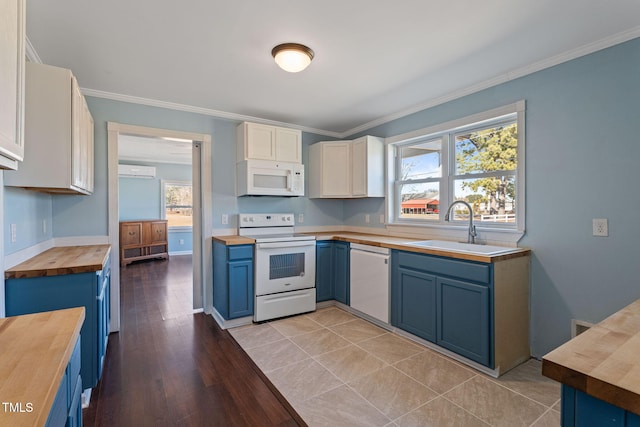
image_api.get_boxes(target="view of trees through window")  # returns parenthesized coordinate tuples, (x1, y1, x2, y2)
(164, 182, 193, 227)
(454, 122, 517, 223)
(397, 119, 517, 224)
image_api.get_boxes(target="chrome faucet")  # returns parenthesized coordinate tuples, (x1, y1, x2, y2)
(444, 200, 477, 244)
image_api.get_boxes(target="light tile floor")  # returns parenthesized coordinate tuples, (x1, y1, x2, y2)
(229, 307, 561, 427)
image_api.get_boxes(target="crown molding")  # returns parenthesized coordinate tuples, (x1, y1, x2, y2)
(344, 26, 640, 137)
(25, 37, 43, 64)
(81, 88, 343, 138)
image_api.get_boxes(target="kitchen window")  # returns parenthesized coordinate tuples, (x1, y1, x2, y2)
(387, 101, 525, 233)
(162, 180, 193, 229)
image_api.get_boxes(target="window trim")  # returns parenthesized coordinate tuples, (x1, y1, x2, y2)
(161, 179, 193, 231)
(385, 101, 526, 238)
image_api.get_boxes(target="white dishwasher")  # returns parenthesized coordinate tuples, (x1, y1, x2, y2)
(349, 243, 390, 323)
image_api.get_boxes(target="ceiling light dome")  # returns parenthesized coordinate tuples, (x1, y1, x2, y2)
(272, 43, 314, 73)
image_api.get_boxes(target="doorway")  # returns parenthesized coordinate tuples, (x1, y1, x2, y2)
(107, 123, 212, 332)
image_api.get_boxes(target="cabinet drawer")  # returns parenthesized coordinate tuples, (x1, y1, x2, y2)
(227, 245, 253, 261)
(396, 250, 491, 284)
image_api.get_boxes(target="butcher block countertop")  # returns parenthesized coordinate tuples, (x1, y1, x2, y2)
(0, 307, 85, 427)
(212, 231, 529, 263)
(5, 244, 111, 279)
(542, 299, 640, 415)
(212, 235, 255, 245)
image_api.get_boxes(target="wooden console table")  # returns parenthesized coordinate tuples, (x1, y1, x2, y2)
(120, 220, 169, 265)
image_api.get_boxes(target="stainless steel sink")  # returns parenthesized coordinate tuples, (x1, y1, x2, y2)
(405, 240, 517, 255)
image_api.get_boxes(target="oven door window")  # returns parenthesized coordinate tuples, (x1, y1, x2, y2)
(270, 253, 305, 279)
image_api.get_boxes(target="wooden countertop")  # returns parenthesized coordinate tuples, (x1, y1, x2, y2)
(212, 231, 529, 263)
(0, 307, 85, 427)
(5, 244, 111, 279)
(542, 299, 640, 415)
(212, 235, 255, 245)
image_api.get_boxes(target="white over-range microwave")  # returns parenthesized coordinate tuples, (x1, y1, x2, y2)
(236, 159, 304, 196)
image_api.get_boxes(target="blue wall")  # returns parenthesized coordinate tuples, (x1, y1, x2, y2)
(3, 37, 638, 357)
(345, 37, 640, 357)
(119, 161, 193, 253)
(3, 188, 52, 254)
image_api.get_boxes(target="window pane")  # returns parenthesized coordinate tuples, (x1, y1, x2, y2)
(454, 176, 516, 223)
(400, 139, 441, 180)
(165, 184, 193, 227)
(399, 182, 440, 220)
(454, 122, 517, 175)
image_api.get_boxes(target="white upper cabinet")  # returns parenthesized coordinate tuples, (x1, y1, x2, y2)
(4, 63, 94, 195)
(0, 0, 26, 170)
(351, 136, 384, 197)
(309, 136, 384, 199)
(237, 122, 302, 163)
(309, 141, 352, 198)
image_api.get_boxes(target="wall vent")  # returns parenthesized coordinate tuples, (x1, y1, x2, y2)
(571, 319, 595, 338)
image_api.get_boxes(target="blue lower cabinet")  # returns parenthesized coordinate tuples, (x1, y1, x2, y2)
(391, 250, 493, 368)
(6, 257, 111, 391)
(562, 385, 640, 427)
(436, 277, 490, 366)
(391, 264, 437, 342)
(333, 242, 350, 305)
(315, 241, 334, 302)
(213, 242, 254, 319)
(314, 241, 349, 304)
(46, 335, 82, 427)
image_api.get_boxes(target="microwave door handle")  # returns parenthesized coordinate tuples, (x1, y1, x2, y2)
(287, 170, 292, 192)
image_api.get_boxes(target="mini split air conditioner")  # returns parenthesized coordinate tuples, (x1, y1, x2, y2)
(118, 164, 156, 179)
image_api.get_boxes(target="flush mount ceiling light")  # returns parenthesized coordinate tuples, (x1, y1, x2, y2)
(271, 43, 314, 73)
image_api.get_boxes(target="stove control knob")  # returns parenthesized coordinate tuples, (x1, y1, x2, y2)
(249, 217, 254, 222)
(286, 216, 292, 221)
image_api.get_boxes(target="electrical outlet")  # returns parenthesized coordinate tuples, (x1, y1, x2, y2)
(298, 213, 304, 223)
(179, 239, 184, 245)
(379, 214, 385, 224)
(10, 224, 16, 243)
(365, 214, 370, 223)
(221, 214, 228, 225)
(593, 218, 608, 236)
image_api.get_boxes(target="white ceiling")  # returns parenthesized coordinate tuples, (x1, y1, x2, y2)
(26, 0, 640, 137)
(118, 135, 192, 165)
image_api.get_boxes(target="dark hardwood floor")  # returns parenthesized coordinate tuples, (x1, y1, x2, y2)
(83, 255, 304, 426)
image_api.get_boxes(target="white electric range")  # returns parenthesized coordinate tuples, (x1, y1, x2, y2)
(238, 213, 316, 322)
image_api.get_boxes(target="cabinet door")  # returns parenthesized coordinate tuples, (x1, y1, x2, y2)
(392, 267, 437, 342)
(437, 277, 490, 366)
(246, 123, 276, 160)
(71, 76, 85, 190)
(321, 142, 351, 197)
(351, 137, 367, 197)
(121, 223, 142, 246)
(333, 242, 350, 305)
(275, 127, 301, 163)
(228, 260, 254, 319)
(315, 242, 334, 302)
(150, 221, 167, 244)
(0, 0, 25, 169)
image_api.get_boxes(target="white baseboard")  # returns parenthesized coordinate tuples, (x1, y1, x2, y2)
(211, 308, 253, 329)
(169, 250, 193, 256)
